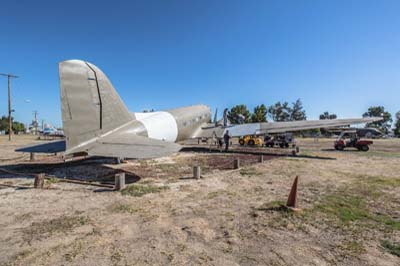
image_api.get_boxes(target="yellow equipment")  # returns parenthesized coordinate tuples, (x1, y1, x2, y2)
(238, 135, 264, 146)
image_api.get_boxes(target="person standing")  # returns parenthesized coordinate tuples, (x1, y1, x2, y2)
(223, 130, 231, 152)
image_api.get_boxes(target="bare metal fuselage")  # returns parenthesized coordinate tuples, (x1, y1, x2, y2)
(130, 105, 211, 143)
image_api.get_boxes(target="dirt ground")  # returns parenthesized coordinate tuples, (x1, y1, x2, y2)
(0, 135, 399, 266)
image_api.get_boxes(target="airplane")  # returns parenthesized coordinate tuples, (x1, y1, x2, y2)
(16, 60, 382, 159)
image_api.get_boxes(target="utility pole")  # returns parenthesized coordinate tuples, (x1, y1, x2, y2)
(33, 111, 38, 135)
(0, 73, 19, 141)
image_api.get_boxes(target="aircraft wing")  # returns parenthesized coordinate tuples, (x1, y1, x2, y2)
(15, 139, 66, 153)
(195, 117, 383, 138)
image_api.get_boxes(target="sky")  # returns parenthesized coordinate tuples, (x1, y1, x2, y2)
(0, 0, 399, 127)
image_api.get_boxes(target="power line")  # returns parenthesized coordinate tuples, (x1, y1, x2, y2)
(0, 73, 19, 141)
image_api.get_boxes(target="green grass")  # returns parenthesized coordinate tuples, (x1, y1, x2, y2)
(312, 191, 400, 231)
(358, 151, 400, 158)
(315, 194, 370, 223)
(121, 184, 168, 197)
(381, 240, 400, 257)
(366, 176, 400, 187)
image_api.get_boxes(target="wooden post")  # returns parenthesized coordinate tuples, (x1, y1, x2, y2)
(115, 173, 126, 191)
(30, 152, 35, 162)
(34, 173, 45, 189)
(233, 158, 240, 169)
(193, 166, 201, 179)
(259, 155, 264, 163)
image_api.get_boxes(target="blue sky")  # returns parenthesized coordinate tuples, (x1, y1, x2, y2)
(0, 0, 399, 127)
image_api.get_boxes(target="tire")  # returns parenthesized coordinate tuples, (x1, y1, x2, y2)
(248, 140, 255, 146)
(360, 145, 369, 152)
(335, 145, 344, 151)
(279, 143, 285, 148)
(239, 139, 245, 146)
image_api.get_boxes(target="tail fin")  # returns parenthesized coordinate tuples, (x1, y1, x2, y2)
(59, 60, 132, 151)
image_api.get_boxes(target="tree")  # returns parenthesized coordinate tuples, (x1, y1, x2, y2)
(0, 116, 8, 131)
(227, 105, 251, 124)
(251, 104, 267, 122)
(12, 121, 25, 133)
(268, 102, 291, 122)
(319, 111, 337, 120)
(363, 106, 392, 133)
(394, 111, 400, 137)
(268, 99, 306, 122)
(0, 116, 25, 133)
(290, 99, 306, 121)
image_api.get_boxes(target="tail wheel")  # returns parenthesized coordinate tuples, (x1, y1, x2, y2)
(248, 140, 255, 146)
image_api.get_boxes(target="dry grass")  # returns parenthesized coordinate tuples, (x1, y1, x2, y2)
(1, 136, 400, 265)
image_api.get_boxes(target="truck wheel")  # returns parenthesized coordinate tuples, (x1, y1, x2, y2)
(248, 140, 255, 146)
(360, 145, 369, 152)
(239, 139, 245, 146)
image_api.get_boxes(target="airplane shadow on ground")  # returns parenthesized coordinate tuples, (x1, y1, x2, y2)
(320, 148, 364, 153)
(0, 156, 141, 185)
(180, 146, 336, 161)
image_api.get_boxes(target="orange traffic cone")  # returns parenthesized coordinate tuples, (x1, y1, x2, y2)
(286, 176, 299, 208)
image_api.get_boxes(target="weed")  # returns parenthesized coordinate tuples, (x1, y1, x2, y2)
(121, 184, 168, 197)
(381, 240, 400, 257)
(206, 191, 221, 199)
(109, 203, 141, 214)
(338, 241, 365, 255)
(64, 240, 84, 262)
(256, 200, 287, 212)
(240, 167, 262, 176)
(46, 177, 60, 184)
(23, 215, 89, 243)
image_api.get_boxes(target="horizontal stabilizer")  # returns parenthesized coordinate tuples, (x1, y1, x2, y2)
(85, 134, 182, 159)
(15, 140, 66, 153)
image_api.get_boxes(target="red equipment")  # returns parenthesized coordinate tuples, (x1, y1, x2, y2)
(334, 130, 373, 152)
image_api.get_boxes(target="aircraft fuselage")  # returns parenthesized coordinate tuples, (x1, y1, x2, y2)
(131, 104, 211, 143)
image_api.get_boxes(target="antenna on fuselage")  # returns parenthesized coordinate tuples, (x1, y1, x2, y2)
(213, 108, 218, 125)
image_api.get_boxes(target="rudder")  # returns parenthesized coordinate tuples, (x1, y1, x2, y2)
(59, 60, 132, 152)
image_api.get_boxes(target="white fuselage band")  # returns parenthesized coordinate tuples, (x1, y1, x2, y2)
(134, 112, 178, 142)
